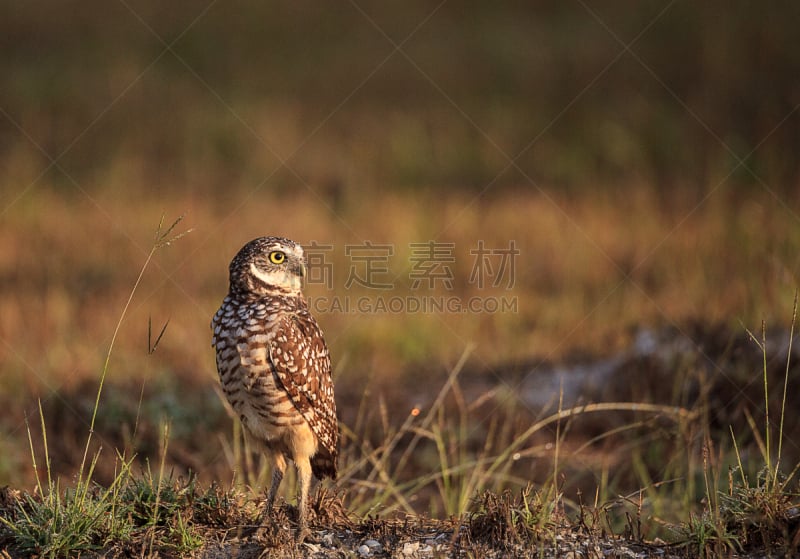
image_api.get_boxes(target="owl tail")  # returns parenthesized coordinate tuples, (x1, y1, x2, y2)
(311, 447, 337, 480)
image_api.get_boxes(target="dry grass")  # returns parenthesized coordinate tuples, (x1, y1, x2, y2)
(2, 186, 798, 387)
(1, 186, 799, 489)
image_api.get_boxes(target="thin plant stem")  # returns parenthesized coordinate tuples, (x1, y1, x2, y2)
(775, 290, 797, 486)
(77, 214, 191, 486)
(760, 321, 771, 487)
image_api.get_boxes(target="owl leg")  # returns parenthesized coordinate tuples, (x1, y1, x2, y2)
(287, 423, 317, 542)
(254, 450, 287, 541)
(265, 450, 286, 514)
(295, 457, 313, 542)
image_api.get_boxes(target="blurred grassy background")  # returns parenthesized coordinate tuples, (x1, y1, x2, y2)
(1, 0, 800, 519)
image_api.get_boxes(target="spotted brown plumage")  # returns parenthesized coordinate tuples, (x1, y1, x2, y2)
(211, 236, 338, 539)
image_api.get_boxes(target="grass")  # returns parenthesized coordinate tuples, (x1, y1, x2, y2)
(2, 283, 799, 556)
(1, 215, 193, 558)
(666, 298, 800, 557)
(2, 399, 134, 557)
(0, 195, 797, 557)
(2, 187, 798, 394)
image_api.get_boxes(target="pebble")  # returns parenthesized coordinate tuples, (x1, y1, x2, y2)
(321, 533, 335, 547)
(357, 544, 371, 556)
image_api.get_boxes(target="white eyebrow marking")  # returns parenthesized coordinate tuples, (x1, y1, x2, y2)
(249, 262, 301, 290)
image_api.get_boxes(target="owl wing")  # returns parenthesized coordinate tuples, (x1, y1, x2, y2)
(268, 310, 339, 479)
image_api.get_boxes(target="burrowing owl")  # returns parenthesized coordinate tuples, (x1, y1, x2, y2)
(211, 236, 338, 538)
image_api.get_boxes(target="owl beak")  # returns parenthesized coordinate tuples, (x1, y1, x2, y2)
(298, 261, 307, 278)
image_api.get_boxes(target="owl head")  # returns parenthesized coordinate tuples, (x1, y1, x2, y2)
(229, 236, 306, 297)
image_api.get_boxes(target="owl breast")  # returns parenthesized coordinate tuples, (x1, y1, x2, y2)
(212, 297, 305, 444)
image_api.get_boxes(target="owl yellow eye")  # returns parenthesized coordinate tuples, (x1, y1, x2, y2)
(268, 251, 286, 264)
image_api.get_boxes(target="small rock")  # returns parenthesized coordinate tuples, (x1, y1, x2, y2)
(364, 539, 382, 549)
(321, 532, 335, 547)
(402, 542, 420, 556)
(357, 544, 371, 556)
